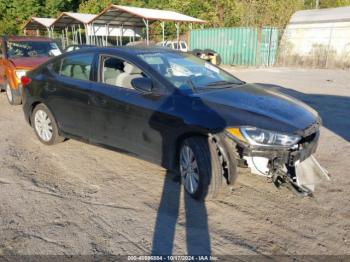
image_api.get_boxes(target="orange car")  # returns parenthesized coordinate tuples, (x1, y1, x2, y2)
(0, 36, 61, 105)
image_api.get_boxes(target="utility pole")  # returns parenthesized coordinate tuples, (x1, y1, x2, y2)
(316, 0, 320, 9)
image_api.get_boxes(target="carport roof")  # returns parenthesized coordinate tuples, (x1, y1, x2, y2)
(89, 4, 206, 27)
(290, 6, 350, 24)
(23, 17, 56, 30)
(52, 12, 97, 28)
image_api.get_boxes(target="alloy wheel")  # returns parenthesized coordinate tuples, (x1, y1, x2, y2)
(180, 145, 200, 194)
(34, 110, 53, 142)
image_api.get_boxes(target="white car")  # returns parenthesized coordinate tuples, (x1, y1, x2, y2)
(157, 41, 188, 52)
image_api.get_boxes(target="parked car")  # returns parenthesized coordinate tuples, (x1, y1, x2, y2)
(64, 44, 96, 53)
(0, 36, 61, 105)
(22, 47, 327, 200)
(157, 41, 188, 52)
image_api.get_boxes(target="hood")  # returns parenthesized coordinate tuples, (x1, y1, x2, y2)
(10, 57, 50, 69)
(193, 83, 320, 134)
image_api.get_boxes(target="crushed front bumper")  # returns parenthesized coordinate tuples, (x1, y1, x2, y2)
(220, 129, 329, 196)
(242, 130, 320, 167)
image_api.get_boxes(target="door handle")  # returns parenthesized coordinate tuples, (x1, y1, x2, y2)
(90, 95, 107, 106)
(44, 84, 56, 92)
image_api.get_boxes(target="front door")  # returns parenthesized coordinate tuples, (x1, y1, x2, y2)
(89, 54, 178, 163)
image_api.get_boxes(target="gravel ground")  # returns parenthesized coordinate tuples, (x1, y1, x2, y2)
(0, 67, 349, 257)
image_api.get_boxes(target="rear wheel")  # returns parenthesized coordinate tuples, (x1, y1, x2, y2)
(179, 137, 222, 201)
(6, 83, 21, 105)
(32, 104, 64, 145)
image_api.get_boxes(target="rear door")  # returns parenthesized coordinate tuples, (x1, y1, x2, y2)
(44, 52, 96, 139)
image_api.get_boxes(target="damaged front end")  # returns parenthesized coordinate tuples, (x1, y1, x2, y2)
(223, 120, 329, 196)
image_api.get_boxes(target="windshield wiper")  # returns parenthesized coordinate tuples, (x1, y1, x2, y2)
(205, 80, 242, 87)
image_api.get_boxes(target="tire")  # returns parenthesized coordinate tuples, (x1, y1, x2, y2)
(31, 104, 64, 145)
(203, 49, 216, 56)
(179, 136, 223, 201)
(6, 83, 21, 105)
(191, 49, 203, 57)
(214, 54, 222, 66)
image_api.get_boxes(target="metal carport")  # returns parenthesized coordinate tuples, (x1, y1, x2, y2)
(88, 4, 206, 45)
(51, 11, 142, 47)
(23, 17, 55, 37)
(51, 12, 97, 48)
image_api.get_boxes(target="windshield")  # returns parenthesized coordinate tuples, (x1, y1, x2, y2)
(138, 52, 243, 90)
(7, 41, 61, 59)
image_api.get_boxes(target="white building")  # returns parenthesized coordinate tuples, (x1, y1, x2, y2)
(282, 6, 350, 67)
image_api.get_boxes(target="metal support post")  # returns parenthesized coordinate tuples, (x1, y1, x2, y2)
(160, 21, 165, 44)
(175, 22, 180, 50)
(143, 19, 149, 45)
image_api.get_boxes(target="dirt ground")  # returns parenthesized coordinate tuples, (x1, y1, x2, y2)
(0, 67, 349, 257)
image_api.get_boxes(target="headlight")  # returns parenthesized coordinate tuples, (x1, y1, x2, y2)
(226, 127, 301, 147)
(15, 70, 27, 80)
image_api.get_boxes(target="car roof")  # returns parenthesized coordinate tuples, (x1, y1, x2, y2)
(67, 44, 95, 47)
(76, 45, 179, 56)
(2, 36, 53, 42)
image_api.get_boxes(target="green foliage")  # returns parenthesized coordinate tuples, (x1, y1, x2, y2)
(0, 0, 41, 34)
(78, 0, 111, 14)
(237, 0, 304, 27)
(0, 0, 349, 36)
(44, 0, 76, 17)
(304, 0, 350, 8)
(79, 0, 146, 14)
(319, 0, 350, 8)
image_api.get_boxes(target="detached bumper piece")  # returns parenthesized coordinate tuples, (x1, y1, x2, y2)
(272, 155, 329, 196)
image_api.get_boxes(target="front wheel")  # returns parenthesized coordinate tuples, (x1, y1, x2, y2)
(32, 104, 64, 145)
(179, 137, 223, 201)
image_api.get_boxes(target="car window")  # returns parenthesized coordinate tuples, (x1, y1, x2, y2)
(48, 59, 62, 74)
(138, 52, 243, 90)
(180, 42, 187, 49)
(7, 41, 61, 58)
(100, 56, 145, 90)
(66, 46, 74, 52)
(60, 53, 94, 81)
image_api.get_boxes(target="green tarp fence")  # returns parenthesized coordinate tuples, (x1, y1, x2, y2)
(189, 27, 280, 66)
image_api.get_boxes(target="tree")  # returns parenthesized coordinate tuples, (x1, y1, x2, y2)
(237, 0, 304, 28)
(304, 0, 350, 8)
(78, 0, 146, 14)
(0, 0, 350, 36)
(0, 0, 41, 34)
(319, 0, 350, 8)
(44, 0, 82, 16)
(79, 0, 111, 14)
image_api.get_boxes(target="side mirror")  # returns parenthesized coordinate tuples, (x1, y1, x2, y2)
(131, 77, 153, 93)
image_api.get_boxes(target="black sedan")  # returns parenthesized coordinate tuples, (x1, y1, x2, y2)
(21, 47, 326, 200)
